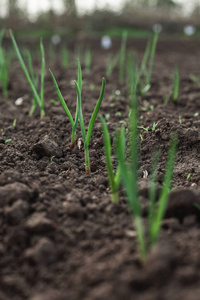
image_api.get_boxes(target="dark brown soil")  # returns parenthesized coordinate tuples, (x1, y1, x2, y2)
(1, 37, 200, 300)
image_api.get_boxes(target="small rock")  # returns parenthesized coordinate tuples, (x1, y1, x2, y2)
(165, 188, 200, 221)
(25, 213, 56, 233)
(32, 136, 63, 158)
(24, 238, 56, 264)
(5, 199, 29, 225)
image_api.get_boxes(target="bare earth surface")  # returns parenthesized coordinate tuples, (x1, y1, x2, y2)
(1, 37, 200, 300)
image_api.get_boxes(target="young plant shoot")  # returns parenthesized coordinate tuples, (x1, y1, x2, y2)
(10, 30, 45, 117)
(75, 76, 106, 174)
(172, 67, 179, 103)
(0, 28, 10, 99)
(50, 59, 82, 149)
(119, 31, 127, 83)
(100, 116, 125, 203)
(136, 30, 159, 95)
(117, 111, 177, 261)
(116, 68, 177, 260)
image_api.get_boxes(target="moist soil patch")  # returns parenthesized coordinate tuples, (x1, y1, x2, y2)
(1, 38, 200, 300)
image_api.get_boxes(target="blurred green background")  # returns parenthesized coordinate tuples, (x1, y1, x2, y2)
(0, 0, 200, 39)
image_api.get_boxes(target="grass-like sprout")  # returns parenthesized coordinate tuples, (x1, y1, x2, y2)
(131, 30, 159, 96)
(61, 45, 69, 69)
(190, 75, 200, 87)
(10, 30, 45, 118)
(50, 59, 82, 149)
(116, 70, 177, 260)
(106, 31, 127, 80)
(85, 48, 92, 73)
(145, 30, 159, 86)
(0, 28, 10, 99)
(106, 53, 120, 78)
(75, 76, 106, 174)
(119, 31, 127, 83)
(117, 111, 177, 260)
(25, 49, 39, 116)
(172, 67, 179, 103)
(100, 116, 125, 203)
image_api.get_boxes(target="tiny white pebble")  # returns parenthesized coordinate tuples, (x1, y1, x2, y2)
(115, 90, 121, 96)
(15, 97, 23, 106)
(77, 138, 82, 150)
(143, 170, 148, 179)
(125, 230, 136, 238)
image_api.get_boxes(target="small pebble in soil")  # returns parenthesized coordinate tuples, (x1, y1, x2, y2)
(32, 136, 63, 159)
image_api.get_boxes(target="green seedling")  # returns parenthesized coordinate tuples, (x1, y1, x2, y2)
(172, 67, 179, 103)
(50, 59, 82, 149)
(13, 118, 17, 127)
(100, 116, 124, 203)
(115, 111, 121, 117)
(190, 75, 200, 87)
(50, 155, 55, 162)
(85, 48, 92, 73)
(0, 29, 10, 99)
(106, 30, 127, 81)
(119, 31, 127, 83)
(152, 122, 158, 132)
(75, 76, 106, 174)
(117, 112, 177, 261)
(145, 30, 159, 86)
(5, 139, 12, 144)
(106, 53, 120, 78)
(116, 71, 177, 260)
(179, 115, 182, 124)
(138, 126, 149, 132)
(61, 45, 69, 69)
(89, 84, 95, 91)
(119, 120, 126, 125)
(25, 49, 39, 116)
(164, 91, 171, 104)
(105, 114, 110, 120)
(10, 30, 45, 117)
(133, 30, 159, 96)
(187, 173, 191, 180)
(50, 99, 59, 106)
(0, 49, 10, 99)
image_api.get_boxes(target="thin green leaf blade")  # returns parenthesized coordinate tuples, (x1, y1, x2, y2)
(49, 69, 75, 128)
(85, 77, 106, 147)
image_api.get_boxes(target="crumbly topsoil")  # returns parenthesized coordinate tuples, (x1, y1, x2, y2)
(1, 37, 200, 300)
